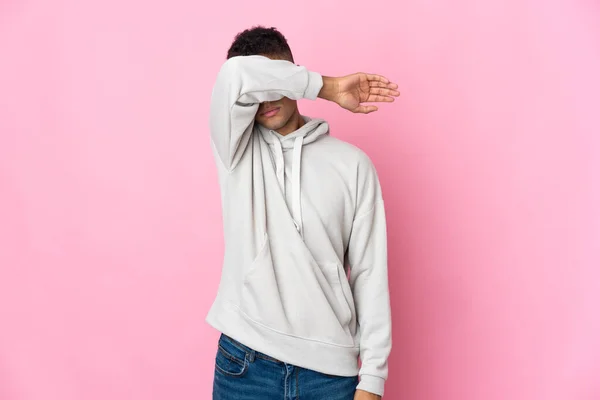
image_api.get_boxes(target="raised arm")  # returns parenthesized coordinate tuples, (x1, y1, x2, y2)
(209, 55, 323, 170)
(209, 54, 400, 171)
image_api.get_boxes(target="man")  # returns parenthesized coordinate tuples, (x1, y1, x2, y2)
(206, 26, 398, 400)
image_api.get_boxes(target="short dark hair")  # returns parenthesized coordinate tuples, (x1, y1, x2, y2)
(227, 26, 294, 62)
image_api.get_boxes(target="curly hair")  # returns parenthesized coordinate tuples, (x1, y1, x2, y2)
(227, 26, 294, 62)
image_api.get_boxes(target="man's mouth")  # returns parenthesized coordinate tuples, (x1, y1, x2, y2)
(261, 107, 281, 118)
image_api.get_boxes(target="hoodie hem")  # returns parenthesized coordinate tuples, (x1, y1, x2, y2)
(206, 298, 360, 377)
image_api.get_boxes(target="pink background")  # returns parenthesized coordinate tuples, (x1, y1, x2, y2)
(1, 0, 599, 399)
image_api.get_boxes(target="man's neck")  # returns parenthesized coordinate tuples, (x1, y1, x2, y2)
(276, 110, 305, 136)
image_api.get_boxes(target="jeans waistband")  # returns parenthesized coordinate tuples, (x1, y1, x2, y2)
(221, 334, 283, 364)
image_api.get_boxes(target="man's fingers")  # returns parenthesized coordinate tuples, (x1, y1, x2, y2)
(369, 81, 388, 89)
(366, 74, 400, 90)
(369, 81, 399, 90)
(366, 74, 390, 84)
(369, 87, 400, 97)
(367, 95, 395, 103)
(352, 73, 400, 111)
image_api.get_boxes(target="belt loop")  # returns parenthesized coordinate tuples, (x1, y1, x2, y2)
(247, 349, 256, 363)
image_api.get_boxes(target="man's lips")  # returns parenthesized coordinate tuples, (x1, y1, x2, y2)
(261, 107, 281, 118)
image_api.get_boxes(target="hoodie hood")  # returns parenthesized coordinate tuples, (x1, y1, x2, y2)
(257, 116, 329, 148)
(257, 116, 329, 237)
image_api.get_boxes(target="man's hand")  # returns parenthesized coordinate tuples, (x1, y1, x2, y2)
(319, 74, 399, 114)
(354, 389, 382, 400)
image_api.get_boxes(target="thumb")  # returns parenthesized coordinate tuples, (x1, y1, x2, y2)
(353, 105, 379, 114)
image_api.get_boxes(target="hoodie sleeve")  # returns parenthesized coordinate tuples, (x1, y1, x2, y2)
(346, 155, 392, 397)
(209, 55, 323, 170)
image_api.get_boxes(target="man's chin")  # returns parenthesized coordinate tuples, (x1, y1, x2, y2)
(258, 119, 286, 131)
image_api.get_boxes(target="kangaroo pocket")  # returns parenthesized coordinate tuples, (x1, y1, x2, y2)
(239, 234, 355, 347)
(320, 262, 355, 329)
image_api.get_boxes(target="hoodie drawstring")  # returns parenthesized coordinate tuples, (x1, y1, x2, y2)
(270, 131, 304, 237)
(273, 138, 285, 195)
(291, 136, 304, 236)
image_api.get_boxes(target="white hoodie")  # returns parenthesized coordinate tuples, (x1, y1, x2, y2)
(206, 55, 391, 396)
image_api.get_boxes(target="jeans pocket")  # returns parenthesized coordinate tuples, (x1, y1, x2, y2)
(215, 339, 249, 378)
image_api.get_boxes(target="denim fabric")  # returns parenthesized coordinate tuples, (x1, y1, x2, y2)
(212, 334, 358, 400)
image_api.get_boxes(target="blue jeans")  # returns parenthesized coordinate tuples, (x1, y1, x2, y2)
(212, 334, 358, 400)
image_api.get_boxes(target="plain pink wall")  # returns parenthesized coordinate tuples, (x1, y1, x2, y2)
(1, 0, 599, 399)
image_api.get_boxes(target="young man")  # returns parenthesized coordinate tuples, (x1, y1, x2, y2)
(206, 26, 398, 400)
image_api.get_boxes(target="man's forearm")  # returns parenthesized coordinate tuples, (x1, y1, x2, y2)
(318, 76, 339, 103)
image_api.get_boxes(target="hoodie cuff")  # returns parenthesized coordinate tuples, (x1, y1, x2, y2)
(357, 375, 385, 397)
(304, 71, 323, 100)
